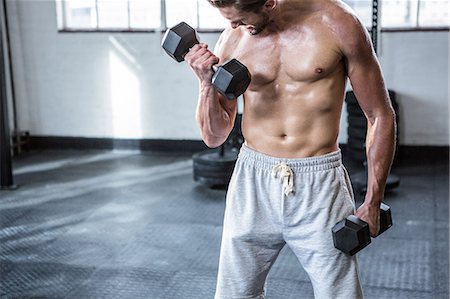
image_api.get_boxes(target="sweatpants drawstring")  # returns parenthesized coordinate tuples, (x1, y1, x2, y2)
(272, 162, 294, 196)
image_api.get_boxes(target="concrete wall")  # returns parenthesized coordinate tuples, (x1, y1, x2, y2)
(5, 0, 449, 145)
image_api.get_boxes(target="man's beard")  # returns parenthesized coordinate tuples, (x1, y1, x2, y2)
(248, 12, 270, 35)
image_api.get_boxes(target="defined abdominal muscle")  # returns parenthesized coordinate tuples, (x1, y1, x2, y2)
(242, 116, 340, 159)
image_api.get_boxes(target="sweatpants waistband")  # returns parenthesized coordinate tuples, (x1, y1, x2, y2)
(238, 144, 342, 173)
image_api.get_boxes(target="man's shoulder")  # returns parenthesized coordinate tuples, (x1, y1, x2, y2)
(317, 1, 369, 47)
(319, 1, 373, 58)
(286, 0, 364, 40)
(320, 0, 364, 30)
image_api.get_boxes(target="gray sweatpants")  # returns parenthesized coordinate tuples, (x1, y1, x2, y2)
(215, 145, 364, 299)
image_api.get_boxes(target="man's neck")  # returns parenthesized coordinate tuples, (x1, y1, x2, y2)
(267, 0, 319, 31)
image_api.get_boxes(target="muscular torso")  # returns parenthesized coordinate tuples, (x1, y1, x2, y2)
(218, 2, 349, 158)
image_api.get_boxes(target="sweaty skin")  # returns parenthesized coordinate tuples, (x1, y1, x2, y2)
(184, 0, 396, 237)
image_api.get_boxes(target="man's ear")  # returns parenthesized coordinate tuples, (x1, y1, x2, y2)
(264, 0, 277, 10)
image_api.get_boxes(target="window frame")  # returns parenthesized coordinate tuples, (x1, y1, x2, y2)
(56, 0, 450, 33)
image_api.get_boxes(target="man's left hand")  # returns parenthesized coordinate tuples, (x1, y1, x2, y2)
(355, 203, 380, 237)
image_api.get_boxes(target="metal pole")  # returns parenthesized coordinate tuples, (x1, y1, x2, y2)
(371, 0, 379, 54)
(160, 0, 166, 30)
(196, 0, 200, 29)
(127, 0, 131, 30)
(0, 0, 15, 189)
(95, 0, 99, 30)
(2, 0, 17, 132)
(416, 0, 421, 27)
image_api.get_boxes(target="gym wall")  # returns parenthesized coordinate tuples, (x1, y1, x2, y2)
(5, 1, 450, 146)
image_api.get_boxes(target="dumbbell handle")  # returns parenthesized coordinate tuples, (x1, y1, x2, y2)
(174, 40, 222, 73)
(350, 203, 392, 235)
(362, 202, 392, 236)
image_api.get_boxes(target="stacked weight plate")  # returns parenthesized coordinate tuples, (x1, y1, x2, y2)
(193, 149, 238, 188)
(193, 114, 243, 188)
(346, 91, 367, 163)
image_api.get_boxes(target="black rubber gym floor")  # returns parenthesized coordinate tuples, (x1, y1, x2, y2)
(1, 149, 448, 299)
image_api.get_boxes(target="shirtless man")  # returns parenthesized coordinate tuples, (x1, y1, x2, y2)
(185, 0, 396, 298)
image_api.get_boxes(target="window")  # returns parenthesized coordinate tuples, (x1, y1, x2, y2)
(56, 0, 227, 31)
(345, 0, 449, 28)
(57, 0, 449, 31)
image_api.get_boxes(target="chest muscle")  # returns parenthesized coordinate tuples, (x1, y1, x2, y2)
(229, 28, 344, 90)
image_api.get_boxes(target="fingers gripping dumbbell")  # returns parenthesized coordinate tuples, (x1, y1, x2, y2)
(161, 22, 251, 100)
(332, 203, 393, 255)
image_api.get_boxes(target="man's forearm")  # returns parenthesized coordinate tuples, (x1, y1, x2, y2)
(195, 82, 235, 148)
(364, 111, 397, 206)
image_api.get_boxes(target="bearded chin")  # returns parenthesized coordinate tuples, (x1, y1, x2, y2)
(250, 13, 270, 35)
(250, 27, 262, 35)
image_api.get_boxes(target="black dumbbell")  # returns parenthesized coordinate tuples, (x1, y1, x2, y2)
(161, 22, 251, 100)
(332, 203, 393, 256)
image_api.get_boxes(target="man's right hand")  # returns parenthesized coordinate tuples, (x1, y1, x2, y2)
(184, 43, 220, 85)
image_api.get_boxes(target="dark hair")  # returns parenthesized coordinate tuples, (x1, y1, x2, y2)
(208, 0, 268, 13)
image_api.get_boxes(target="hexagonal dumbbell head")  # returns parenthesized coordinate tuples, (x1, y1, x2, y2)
(378, 203, 393, 235)
(161, 22, 199, 62)
(332, 215, 371, 256)
(211, 59, 252, 100)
